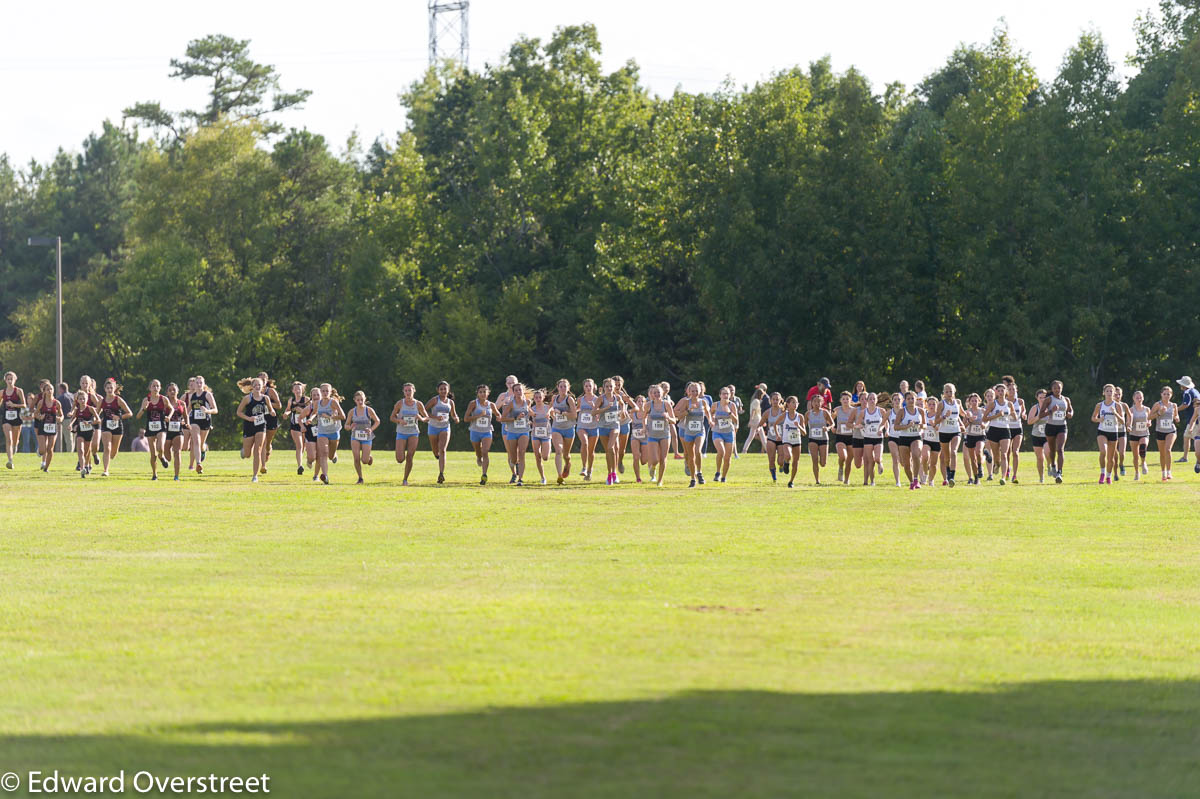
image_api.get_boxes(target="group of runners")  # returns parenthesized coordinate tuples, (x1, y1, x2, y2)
(3, 369, 1197, 488)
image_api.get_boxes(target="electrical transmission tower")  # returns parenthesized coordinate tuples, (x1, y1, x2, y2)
(428, 0, 469, 67)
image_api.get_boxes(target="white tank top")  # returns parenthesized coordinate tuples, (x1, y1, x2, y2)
(938, 399, 961, 433)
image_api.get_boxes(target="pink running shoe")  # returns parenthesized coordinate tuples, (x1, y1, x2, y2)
(1105, 475, 1112, 484)
(1099, 475, 1105, 484)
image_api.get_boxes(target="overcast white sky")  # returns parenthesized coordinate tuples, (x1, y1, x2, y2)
(0, 0, 1146, 166)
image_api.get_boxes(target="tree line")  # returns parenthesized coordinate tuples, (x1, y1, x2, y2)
(2, 5, 1199, 446)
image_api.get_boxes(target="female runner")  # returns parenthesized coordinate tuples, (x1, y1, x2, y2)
(186, 376, 218, 474)
(1127, 390, 1150, 480)
(983, 384, 1016, 485)
(1044, 380, 1072, 482)
(1003, 380, 1026, 484)
(393, 383, 430, 485)
(303, 387, 322, 476)
(855, 393, 885, 486)
(500, 382, 531, 485)
(530, 388, 553, 485)
(741, 386, 768, 454)
(1026, 388, 1050, 484)
(256, 372, 282, 472)
(920, 397, 941, 486)
(884, 393, 905, 488)
(1090, 384, 1121, 484)
(236, 378, 275, 482)
(894, 390, 924, 490)
(675, 382, 714, 487)
(627, 394, 647, 484)
(32, 380, 63, 472)
(426, 381, 458, 484)
(98, 379, 133, 477)
(962, 393, 986, 485)
(575, 379, 600, 481)
(550, 379, 577, 483)
(711, 386, 739, 482)
(344, 391, 380, 484)
(596, 378, 626, 485)
(1148, 386, 1180, 481)
(163, 382, 189, 481)
(642, 384, 677, 486)
(136, 379, 174, 480)
(613, 375, 633, 474)
(71, 389, 99, 477)
(311, 383, 344, 484)
(833, 392, 855, 484)
(1114, 386, 1129, 478)
(78, 375, 103, 469)
(778, 396, 806, 488)
(494, 375, 519, 480)
(283, 382, 310, 475)
(760, 392, 786, 482)
(806, 394, 833, 485)
(934, 383, 964, 486)
(2, 371, 25, 469)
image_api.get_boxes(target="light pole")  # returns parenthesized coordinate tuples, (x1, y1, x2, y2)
(27, 236, 63, 450)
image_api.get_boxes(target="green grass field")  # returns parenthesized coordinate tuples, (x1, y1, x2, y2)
(1, 447, 1199, 797)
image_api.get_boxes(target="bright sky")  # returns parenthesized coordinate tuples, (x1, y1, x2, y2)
(0, 0, 1146, 167)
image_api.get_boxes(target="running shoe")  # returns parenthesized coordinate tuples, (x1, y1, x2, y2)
(770, 467, 777, 482)
(787, 481, 794, 488)
(331, 455, 338, 464)
(251, 476, 258, 483)
(356, 478, 364, 485)
(948, 478, 955, 487)
(1176, 456, 1188, 463)
(721, 476, 726, 483)
(781, 462, 789, 475)
(320, 474, 329, 484)
(1055, 474, 1062, 484)
(697, 473, 705, 485)
(557, 475, 564, 485)
(617, 461, 625, 474)
(437, 473, 445, 484)
(998, 477, 1005, 485)
(297, 466, 304, 475)
(689, 477, 696, 488)
(714, 471, 721, 481)
(509, 473, 517, 484)
(1119, 466, 1126, 476)
(160, 456, 169, 469)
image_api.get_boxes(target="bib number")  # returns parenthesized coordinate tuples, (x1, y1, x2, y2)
(43, 422, 57, 434)
(534, 426, 548, 439)
(687, 420, 702, 433)
(632, 427, 646, 440)
(318, 414, 335, 430)
(4, 410, 17, 421)
(106, 418, 120, 431)
(650, 420, 665, 432)
(79, 422, 93, 432)
(579, 412, 593, 426)
(148, 420, 162, 432)
(969, 425, 983, 436)
(252, 414, 265, 427)
(512, 417, 529, 431)
(1134, 421, 1148, 434)
(291, 413, 300, 426)
(353, 429, 370, 441)
(404, 416, 421, 431)
(604, 410, 618, 425)
(718, 418, 733, 431)
(168, 421, 182, 432)
(1052, 410, 1065, 421)
(192, 409, 208, 421)
(1158, 417, 1174, 431)
(474, 416, 489, 429)
(436, 412, 449, 424)
(785, 429, 802, 445)
(838, 423, 849, 435)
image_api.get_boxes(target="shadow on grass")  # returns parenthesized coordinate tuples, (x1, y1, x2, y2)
(4, 682, 1199, 798)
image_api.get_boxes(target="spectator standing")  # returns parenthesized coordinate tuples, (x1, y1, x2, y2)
(19, 409, 36, 453)
(56, 382, 73, 453)
(131, 429, 150, 453)
(1176, 376, 1198, 463)
(806, 377, 833, 409)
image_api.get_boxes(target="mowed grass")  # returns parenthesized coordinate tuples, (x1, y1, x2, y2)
(1, 446, 1199, 798)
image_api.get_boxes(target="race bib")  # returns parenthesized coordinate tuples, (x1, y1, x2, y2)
(838, 423, 849, 435)
(404, 415, 421, 431)
(148, 420, 162, 432)
(718, 418, 733, 431)
(632, 427, 646, 440)
(43, 422, 57, 434)
(318, 414, 335, 429)
(436, 412, 449, 424)
(604, 410, 618, 425)
(969, 424, 984, 436)
(4, 410, 17, 421)
(252, 414, 265, 427)
(784, 428, 802, 445)
(291, 413, 300, 426)
(650, 419, 665, 432)
(687, 420, 702, 433)
(168, 421, 181, 432)
(78, 422, 93, 432)
(353, 429, 370, 441)
(865, 422, 880, 437)
(534, 426, 548, 438)
(192, 409, 208, 420)
(1133, 420, 1148, 434)
(1157, 416, 1174, 431)
(579, 412, 593, 426)
(810, 426, 826, 439)
(106, 418, 119, 431)
(768, 425, 780, 439)
(512, 417, 529, 431)
(1052, 410, 1065, 421)
(1032, 423, 1046, 436)
(473, 416, 489, 429)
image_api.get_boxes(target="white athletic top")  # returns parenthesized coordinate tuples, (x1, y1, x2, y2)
(938, 399, 962, 434)
(1098, 400, 1119, 433)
